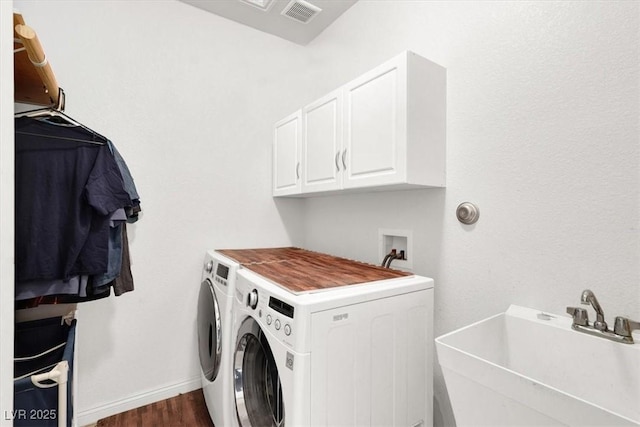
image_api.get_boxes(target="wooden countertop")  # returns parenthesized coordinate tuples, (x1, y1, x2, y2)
(217, 247, 410, 294)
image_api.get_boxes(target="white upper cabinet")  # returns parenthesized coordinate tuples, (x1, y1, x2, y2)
(273, 51, 445, 197)
(342, 55, 407, 189)
(273, 111, 302, 197)
(302, 89, 343, 194)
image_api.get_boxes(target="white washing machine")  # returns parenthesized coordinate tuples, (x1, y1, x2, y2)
(197, 250, 240, 427)
(232, 267, 434, 427)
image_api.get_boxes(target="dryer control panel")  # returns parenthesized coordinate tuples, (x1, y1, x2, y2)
(214, 263, 230, 287)
(203, 251, 238, 298)
(204, 259, 231, 287)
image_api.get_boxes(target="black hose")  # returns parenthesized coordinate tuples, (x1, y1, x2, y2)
(385, 254, 395, 268)
(381, 254, 391, 267)
(385, 251, 405, 268)
(381, 249, 396, 267)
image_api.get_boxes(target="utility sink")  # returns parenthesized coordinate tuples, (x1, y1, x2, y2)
(435, 305, 640, 426)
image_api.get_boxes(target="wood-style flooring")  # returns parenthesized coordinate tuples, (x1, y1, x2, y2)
(96, 389, 214, 427)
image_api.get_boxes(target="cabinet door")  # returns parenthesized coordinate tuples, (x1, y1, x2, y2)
(302, 90, 343, 193)
(343, 55, 407, 189)
(273, 111, 301, 196)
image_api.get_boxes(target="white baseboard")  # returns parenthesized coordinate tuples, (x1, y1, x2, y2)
(76, 377, 201, 427)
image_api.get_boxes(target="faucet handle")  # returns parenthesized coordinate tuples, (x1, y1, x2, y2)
(613, 316, 640, 341)
(566, 306, 589, 326)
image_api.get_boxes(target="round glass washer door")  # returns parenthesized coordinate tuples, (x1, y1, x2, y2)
(234, 317, 284, 427)
(197, 279, 222, 382)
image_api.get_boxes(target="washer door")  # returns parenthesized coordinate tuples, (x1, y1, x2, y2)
(234, 317, 284, 427)
(198, 279, 222, 382)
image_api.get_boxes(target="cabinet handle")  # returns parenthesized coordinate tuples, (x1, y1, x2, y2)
(335, 151, 341, 172)
(296, 162, 300, 180)
(341, 149, 347, 170)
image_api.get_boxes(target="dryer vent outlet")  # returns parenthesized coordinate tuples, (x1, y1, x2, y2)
(281, 0, 322, 24)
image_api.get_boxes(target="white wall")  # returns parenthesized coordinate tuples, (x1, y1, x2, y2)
(296, 1, 639, 425)
(11, 0, 306, 423)
(0, 1, 15, 425)
(6, 1, 639, 427)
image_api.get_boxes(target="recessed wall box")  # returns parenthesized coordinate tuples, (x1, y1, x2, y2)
(378, 229, 413, 271)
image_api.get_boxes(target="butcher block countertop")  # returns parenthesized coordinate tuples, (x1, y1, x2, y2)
(217, 247, 411, 294)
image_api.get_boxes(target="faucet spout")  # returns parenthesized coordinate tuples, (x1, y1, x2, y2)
(580, 289, 607, 331)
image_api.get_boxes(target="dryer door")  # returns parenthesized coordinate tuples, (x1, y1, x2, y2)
(198, 279, 222, 382)
(234, 317, 284, 427)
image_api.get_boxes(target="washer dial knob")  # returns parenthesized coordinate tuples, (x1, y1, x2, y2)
(205, 261, 214, 273)
(247, 289, 258, 309)
(284, 324, 291, 336)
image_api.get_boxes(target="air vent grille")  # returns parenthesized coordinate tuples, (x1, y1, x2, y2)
(281, 0, 321, 24)
(239, 0, 275, 11)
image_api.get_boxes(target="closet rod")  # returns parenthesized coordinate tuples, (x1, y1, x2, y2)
(14, 15, 60, 106)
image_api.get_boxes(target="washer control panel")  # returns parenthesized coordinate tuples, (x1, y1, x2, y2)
(237, 272, 297, 347)
(268, 296, 293, 337)
(263, 313, 292, 339)
(248, 290, 295, 343)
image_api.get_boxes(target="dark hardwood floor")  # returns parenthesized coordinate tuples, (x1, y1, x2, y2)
(96, 389, 215, 427)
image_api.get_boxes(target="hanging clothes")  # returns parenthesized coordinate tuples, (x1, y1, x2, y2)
(90, 141, 142, 291)
(14, 115, 141, 304)
(107, 140, 141, 222)
(112, 222, 135, 296)
(15, 276, 89, 301)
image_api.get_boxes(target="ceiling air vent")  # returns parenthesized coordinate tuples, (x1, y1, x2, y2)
(238, 0, 275, 11)
(281, 0, 322, 24)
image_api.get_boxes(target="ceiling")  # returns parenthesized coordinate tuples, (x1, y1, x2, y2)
(179, 0, 358, 45)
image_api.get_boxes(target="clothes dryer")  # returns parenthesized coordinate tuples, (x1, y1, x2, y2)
(198, 250, 240, 427)
(232, 267, 434, 427)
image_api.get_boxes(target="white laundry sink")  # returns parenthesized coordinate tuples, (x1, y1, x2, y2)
(435, 305, 640, 426)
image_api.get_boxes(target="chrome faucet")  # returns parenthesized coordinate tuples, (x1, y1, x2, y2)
(567, 289, 639, 344)
(580, 289, 607, 331)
